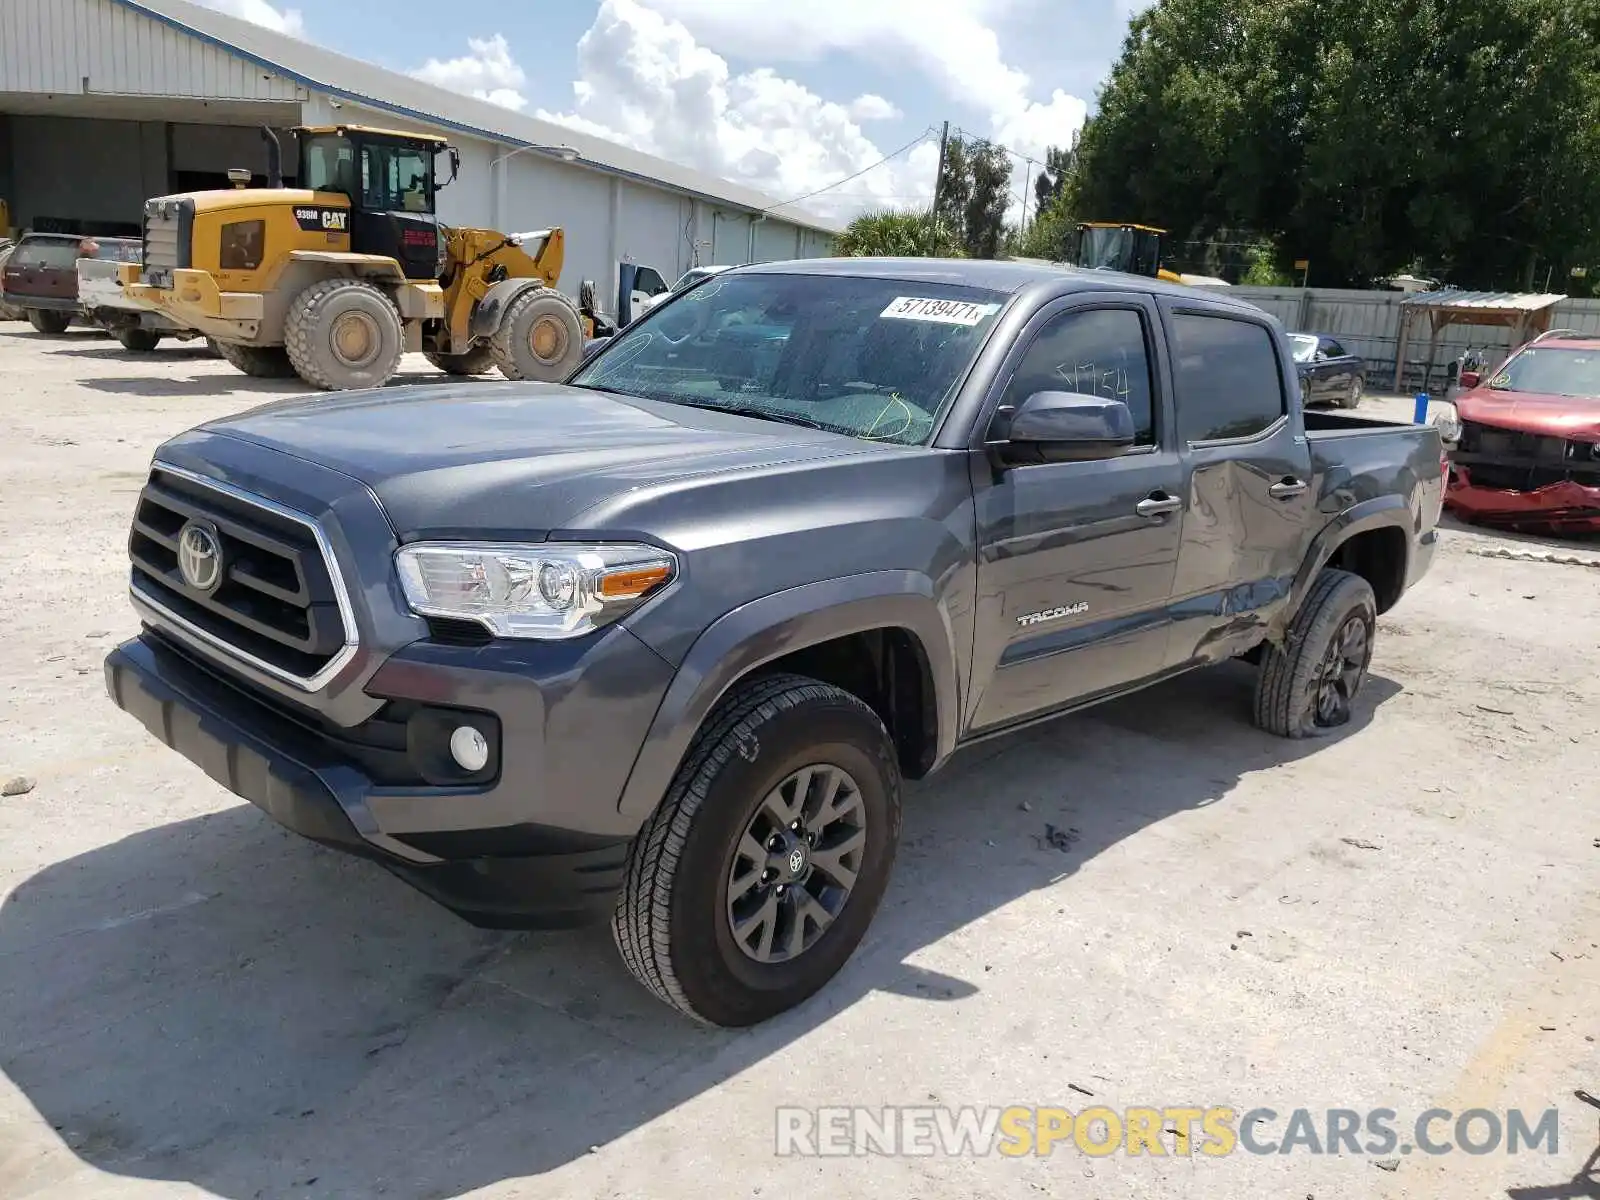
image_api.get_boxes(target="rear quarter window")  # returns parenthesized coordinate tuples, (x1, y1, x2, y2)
(1170, 314, 1287, 443)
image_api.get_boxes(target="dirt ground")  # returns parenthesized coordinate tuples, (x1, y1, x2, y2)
(0, 322, 1597, 1200)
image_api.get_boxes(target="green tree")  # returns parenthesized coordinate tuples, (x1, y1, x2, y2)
(963, 140, 1013, 258)
(836, 209, 935, 256)
(1075, 0, 1600, 288)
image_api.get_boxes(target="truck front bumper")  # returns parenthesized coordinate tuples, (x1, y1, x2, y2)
(105, 631, 664, 929)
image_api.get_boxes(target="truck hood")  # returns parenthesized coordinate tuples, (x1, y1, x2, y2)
(201, 381, 872, 537)
(1456, 389, 1600, 440)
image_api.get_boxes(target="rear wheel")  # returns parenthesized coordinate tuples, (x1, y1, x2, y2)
(424, 343, 497, 375)
(26, 309, 70, 335)
(1253, 569, 1377, 738)
(117, 328, 162, 352)
(1343, 375, 1364, 408)
(490, 288, 585, 382)
(285, 279, 404, 391)
(215, 341, 297, 379)
(612, 674, 902, 1026)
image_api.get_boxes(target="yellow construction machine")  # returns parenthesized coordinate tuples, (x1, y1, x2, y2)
(122, 125, 594, 389)
(1075, 221, 1187, 283)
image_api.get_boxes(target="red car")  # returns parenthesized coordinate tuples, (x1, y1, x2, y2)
(1436, 330, 1600, 533)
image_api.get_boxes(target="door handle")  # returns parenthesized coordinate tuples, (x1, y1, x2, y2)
(1268, 478, 1308, 500)
(1135, 493, 1182, 518)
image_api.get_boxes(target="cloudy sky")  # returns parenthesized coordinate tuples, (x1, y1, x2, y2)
(194, 0, 1144, 221)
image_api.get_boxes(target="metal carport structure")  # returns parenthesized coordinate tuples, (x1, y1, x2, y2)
(1391, 289, 1566, 391)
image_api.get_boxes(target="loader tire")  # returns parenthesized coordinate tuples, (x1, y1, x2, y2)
(424, 343, 497, 375)
(215, 341, 296, 379)
(490, 288, 585, 382)
(117, 328, 162, 352)
(285, 279, 403, 391)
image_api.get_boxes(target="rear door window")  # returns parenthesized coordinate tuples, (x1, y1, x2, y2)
(1320, 336, 1348, 358)
(1170, 314, 1287, 443)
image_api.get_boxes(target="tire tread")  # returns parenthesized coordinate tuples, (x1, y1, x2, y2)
(1253, 568, 1375, 738)
(284, 278, 402, 391)
(611, 673, 889, 1024)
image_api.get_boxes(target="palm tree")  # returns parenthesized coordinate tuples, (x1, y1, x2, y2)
(836, 209, 939, 257)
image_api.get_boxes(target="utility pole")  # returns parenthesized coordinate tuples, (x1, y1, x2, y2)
(1020, 156, 1035, 235)
(928, 120, 949, 256)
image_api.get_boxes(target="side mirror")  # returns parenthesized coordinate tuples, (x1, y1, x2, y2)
(995, 391, 1136, 463)
(1458, 370, 1480, 389)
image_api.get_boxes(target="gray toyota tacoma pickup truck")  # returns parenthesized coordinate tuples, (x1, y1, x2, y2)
(104, 259, 1445, 1026)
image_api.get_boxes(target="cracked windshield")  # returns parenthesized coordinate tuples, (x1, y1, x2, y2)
(569, 273, 1009, 444)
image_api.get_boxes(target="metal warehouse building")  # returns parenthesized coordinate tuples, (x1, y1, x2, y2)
(0, 0, 841, 303)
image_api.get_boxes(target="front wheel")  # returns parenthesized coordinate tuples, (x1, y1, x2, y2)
(27, 309, 70, 335)
(613, 674, 903, 1026)
(1253, 569, 1377, 738)
(490, 288, 585, 382)
(117, 328, 162, 352)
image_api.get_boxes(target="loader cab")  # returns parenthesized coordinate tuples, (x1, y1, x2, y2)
(297, 126, 457, 282)
(1076, 222, 1165, 278)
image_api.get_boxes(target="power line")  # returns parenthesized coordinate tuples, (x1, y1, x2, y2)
(762, 128, 937, 212)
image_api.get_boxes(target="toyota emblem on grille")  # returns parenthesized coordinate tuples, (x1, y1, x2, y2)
(177, 520, 224, 593)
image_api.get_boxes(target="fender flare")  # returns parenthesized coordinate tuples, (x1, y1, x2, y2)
(1280, 494, 1414, 633)
(469, 278, 569, 341)
(616, 571, 962, 818)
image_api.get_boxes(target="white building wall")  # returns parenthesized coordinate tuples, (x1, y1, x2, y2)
(0, 0, 302, 101)
(617, 182, 693, 280)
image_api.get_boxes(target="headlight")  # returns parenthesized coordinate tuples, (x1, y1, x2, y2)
(395, 542, 676, 639)
(1431, 401, 1462, 444)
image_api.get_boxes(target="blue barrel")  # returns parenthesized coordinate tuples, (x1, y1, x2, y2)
(1413, 392, 1430, 424)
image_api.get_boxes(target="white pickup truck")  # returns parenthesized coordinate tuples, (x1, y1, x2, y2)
(77, 245, 212, 353)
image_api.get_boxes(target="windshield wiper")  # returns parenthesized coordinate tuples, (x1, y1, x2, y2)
(702, 403, 826, 430)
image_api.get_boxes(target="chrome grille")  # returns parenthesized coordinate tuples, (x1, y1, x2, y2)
(128, 465, 357, 690)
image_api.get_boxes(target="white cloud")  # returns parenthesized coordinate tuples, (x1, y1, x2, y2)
(637, 0, 1087, 160)
(191, 0, 304, 37)
(849, 94, 902, 122)
(535, 0, 1084, 220)
(410, 34, 529, 112)
(534, 0, 939, 220)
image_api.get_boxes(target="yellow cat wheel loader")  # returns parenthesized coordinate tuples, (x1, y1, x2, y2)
(121, 125, 591, 390)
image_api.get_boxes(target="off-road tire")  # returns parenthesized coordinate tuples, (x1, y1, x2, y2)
(203, 338, 222, 358)
(215, 341, 296, 379)
(1253, 568, 1377, 738)
(424, 343, 497, 375)
(612, 674, 903, 1027)
(284, 278, 403, 391)
(117, 328, 162, 352)
(26, 309, 70, 335)
(490, 288, 585, 382)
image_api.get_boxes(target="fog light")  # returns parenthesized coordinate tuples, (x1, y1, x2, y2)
(449, 725, 489, 772)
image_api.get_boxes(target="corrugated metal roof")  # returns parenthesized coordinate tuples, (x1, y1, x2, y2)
(1401, 288, 1566, 311)
(113, 0, 845, 235)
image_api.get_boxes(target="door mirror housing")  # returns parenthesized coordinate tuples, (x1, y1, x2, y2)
(996, 391, 1136, 463)
(1458, 370, 1480, 389)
